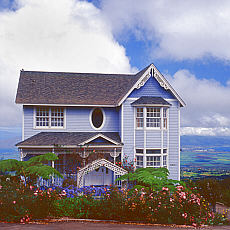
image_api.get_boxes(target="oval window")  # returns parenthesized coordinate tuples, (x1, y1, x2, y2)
(91, 108, 104, 129)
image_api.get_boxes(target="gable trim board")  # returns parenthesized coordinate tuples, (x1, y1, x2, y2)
(78, 133, 122, 146)
(117, 64, 185, 107)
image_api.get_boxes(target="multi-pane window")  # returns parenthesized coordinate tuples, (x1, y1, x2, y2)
(36, 107, 49, 127)
(135, 107, 168, 129)
(136, 156, 143, 168)
(163, 108, 167, 129)
(136, 108, 144, 128)
(146, 149, 161, 154)
(35, 107, 64, 128)
(51, 108, 64, 127)
(146, 108, 161, 127)
(136, 149, 144, 154)
(146, 156, 161, 167)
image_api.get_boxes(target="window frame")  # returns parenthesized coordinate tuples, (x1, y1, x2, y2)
(146, 107, 161, 129)
(135, 107, 168, 130)
(34, 107, 66, 129)
(136, 107, 144, 129)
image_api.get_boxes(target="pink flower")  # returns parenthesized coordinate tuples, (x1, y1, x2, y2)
(29, 185, 33, 190)
(13, 201, 16, 204)
(0, 185, 2, 189)
(162, 187, 169, 191)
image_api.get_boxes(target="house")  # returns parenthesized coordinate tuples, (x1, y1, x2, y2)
(15, 63, 185, 187)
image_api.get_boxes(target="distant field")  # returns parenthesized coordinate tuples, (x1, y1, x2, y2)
(181, 149, 230, 169)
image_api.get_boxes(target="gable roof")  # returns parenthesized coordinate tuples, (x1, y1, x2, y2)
(16, 132, 122, 147)
(131, 96, 171, 107)
(15, 64, 185, 107)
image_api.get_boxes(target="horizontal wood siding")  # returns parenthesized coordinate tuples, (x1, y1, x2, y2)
(23, 106, 119, 140)
(122, 99, 134, 161)
(146, 131, 161, 148)
(129, 76, 175, 99)
(168, 101, 180, 180)
(135, 130, 144, 148)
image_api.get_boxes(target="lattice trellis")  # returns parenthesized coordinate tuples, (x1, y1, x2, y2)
(77, 158, 127, 188)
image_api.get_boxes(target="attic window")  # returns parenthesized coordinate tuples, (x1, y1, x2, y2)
(91, 108, 104, 130)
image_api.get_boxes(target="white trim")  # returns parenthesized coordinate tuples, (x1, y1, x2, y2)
(22, 106, 24, 141)
(165, 99, 178, 102)
(118, 64, 186, 107)
(121, 104, 124, 161)
(133, 105, 136, 169)
(22, 103, 115, 107)
(89, 108, 106, 131)
(161, 107, 163, 167)
(143, 107, 146, 168)
(178, 107, 181, 181)
(118, 67, 151, 106)
(126, 98, 139, 101)
(78, 133, 120, 146)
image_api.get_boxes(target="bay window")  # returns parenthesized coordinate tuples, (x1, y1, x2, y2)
(135, 107, 168, 129)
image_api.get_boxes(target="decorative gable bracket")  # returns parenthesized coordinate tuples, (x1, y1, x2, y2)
(135, 66, 168, 90)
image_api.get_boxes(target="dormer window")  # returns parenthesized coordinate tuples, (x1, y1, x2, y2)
(35, 107, 64, 128)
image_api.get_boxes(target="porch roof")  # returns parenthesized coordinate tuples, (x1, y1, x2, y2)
(16, 132, 122, 148)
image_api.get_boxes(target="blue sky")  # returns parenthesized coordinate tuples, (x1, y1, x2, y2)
(0, 0, 230, 141)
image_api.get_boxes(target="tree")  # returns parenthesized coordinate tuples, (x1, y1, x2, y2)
(0, 153, 63, 185)
(116, 167, 185, 191)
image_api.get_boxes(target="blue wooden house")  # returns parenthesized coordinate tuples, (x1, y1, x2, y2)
(15, 64, 185, 187)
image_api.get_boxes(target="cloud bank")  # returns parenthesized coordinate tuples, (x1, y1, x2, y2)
(166, 70, 230, 135)
(101, 0, 230, 61)
(0, 0, 132, 127)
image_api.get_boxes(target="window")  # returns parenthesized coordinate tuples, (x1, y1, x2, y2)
(136, 108, 143, 128)
(163, 108, 167, 129)
(136, 156, 143, 168)
(35, 107, 64, 128)
(91, 108, 104, 129)
(146, 156, 160, 167)
(136, 149, 144, 154)
(146, 149, 161, 154)
(163, 155, 167, 167)
(146, 108, 161, 128)
(135, 107, 168, 129)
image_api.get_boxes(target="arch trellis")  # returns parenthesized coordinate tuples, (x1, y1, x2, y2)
(77, 158, 127, 188)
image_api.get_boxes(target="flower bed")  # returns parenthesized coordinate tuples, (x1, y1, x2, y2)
(0, 177, 228, 226)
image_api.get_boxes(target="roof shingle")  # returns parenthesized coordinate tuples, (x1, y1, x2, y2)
(15, 65, 150, 106)
(16, 132, 122, 147)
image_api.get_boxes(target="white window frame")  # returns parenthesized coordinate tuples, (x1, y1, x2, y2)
(135, 155, 144, 168)
(136, 107, 144, 129)
(146, 107, 161, 129)
(135, 107, 168, 130)
(34, 107, 65, 129)
(135, 148, 168, 168)
(146, 156, 161, 167)
(163, 108, 168, 129)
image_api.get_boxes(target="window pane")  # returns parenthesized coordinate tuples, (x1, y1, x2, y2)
(146, 149, 161, 154)
(36, 107, 49, 127)
(51, 107, 64, 127)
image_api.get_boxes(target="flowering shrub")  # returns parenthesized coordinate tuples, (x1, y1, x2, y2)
(0, 177, 227, 226)
(0, 176, 63, 222)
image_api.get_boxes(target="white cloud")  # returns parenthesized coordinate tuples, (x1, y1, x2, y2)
(0, 0, 132, 127)
(101, 0, 230, 61)
(166, 69, 230, 135)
